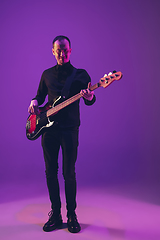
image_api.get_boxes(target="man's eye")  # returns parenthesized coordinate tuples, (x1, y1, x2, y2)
(56, 49, 68, 54)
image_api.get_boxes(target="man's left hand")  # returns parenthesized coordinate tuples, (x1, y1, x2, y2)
(80, 82, 94, 101)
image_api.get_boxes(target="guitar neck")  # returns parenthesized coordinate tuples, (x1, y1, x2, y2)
(46, 69, 123, 118)
(46, 93, 81, 117)
(46, 83, 99, 118)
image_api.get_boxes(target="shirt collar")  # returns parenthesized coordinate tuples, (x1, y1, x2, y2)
(56, 61, 72, 72)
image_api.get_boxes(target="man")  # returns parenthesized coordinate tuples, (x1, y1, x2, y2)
(28, 35, 96, 233)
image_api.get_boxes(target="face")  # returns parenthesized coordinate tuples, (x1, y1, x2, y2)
(52, 39, 72, 65)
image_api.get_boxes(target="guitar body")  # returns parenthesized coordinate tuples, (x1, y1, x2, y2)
(26, 100, 59, 140)
(26, 71, 122, 140)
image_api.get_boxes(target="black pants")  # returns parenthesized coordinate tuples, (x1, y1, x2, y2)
(41, 125, 79, 216)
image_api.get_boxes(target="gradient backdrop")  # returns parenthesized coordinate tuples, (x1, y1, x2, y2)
(0, 0, 160, 197)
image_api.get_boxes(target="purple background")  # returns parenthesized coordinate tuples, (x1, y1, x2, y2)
(1, 0, 160, 193)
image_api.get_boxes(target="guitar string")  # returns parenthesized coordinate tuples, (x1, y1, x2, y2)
(27, 74, 121, 128)
(45, 78, 112, 117)
(28, 93, 83, 126)
(28, 83, 99, 124)
(46, 92, 82, 117)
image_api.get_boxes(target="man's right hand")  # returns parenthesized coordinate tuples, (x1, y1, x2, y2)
(28, 99, 40, 115)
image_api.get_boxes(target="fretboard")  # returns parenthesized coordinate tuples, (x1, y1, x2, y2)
(46, 83, 99, 118)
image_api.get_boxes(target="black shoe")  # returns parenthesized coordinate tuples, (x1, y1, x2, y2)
(43, 210, 63, 232)
(67, 213, 81, 233)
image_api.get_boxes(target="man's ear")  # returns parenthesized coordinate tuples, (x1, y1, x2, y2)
(52, 48, 55, 56)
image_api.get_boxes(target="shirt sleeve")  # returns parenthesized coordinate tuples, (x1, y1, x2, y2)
(79, 69, 96, 106)
(83, 94, 96, 105)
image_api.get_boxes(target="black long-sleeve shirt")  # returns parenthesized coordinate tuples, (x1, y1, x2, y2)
(34, 61, 96, 128)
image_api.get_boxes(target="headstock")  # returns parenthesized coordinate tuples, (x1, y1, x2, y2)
(99, 71, 122, 88)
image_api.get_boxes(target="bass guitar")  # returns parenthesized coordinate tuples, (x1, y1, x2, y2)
(26, 71, 122, 140)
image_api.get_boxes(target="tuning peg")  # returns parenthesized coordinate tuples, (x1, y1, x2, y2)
(113, 70, 116, 73)
(103, 72, 113, 77)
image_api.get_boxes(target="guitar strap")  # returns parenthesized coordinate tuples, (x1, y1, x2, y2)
(61, 67, 77, 99)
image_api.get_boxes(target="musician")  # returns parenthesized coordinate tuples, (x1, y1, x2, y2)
(28, 35, 96, 233)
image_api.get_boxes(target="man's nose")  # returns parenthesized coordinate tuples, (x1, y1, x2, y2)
(60, 51, 65, 57)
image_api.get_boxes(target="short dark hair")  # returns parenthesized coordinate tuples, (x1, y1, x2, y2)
(52, 35, 71, 48)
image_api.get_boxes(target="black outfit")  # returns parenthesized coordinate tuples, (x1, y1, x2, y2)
(34, 61, 95, 217)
